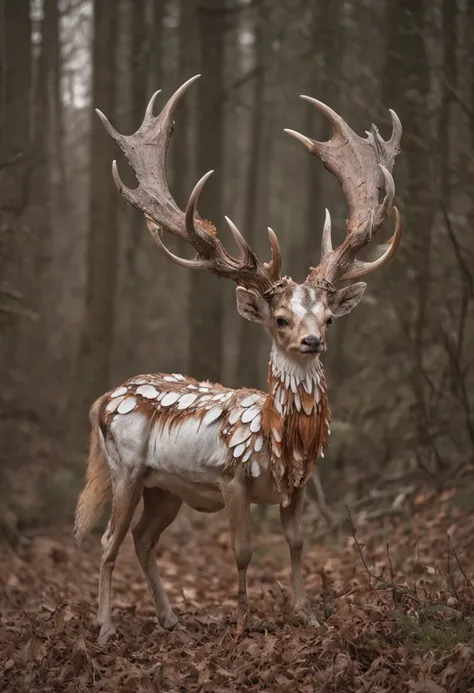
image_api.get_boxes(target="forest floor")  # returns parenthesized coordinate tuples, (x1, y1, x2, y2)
(1, 490, 474, 693)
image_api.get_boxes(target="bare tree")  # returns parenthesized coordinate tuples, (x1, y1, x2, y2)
(189, 0, 225, 382)
(71, 0, 119, 437)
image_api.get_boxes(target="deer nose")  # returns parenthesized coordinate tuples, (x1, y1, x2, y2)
(300, 334, 322, 351)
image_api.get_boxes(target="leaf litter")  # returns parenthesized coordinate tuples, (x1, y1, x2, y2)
(1, 497, 474, 692)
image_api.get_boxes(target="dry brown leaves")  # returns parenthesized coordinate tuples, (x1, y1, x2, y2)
(1, 496, 474, 693)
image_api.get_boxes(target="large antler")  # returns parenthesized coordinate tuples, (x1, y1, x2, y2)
(96, 75, 283, 296)
(285, 98, 403, 286)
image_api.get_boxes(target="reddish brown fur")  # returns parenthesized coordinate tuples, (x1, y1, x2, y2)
(261, 366, 330, 503)
(74, 395, 111, 545)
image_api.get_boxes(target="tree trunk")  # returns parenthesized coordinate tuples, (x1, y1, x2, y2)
(71, 0, 119, 439)
(189, 0, 225, 382)
(0, 0, 32, 403)
(383, 0, 435, 470)
(236, 0, 267, 388)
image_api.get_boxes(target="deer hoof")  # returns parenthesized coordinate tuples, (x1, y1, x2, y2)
(295, 600, 320, 627)
(97, 622, 117, 645)
(161, 611, 179, 630)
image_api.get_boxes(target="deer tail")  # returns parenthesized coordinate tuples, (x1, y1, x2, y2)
(74, 395, 111, 546)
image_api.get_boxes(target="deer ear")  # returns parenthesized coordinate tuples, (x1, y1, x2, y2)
(236, 287, 270, 324)
(328, 282, 367, 317)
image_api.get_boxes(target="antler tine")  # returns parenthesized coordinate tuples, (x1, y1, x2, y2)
(98, 76, 285, 296)
(342, 206, 402, 281)
(285, 96, 402, 286)
(320, 209, 333, 263)
(388, 109, 403, 150)
(265, 227, 282, 282)
(147, 220, 210, 272)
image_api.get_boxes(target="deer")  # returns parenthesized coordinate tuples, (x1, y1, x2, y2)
(74, 74, 402, 645)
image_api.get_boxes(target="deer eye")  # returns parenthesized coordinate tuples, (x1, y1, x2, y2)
(276, 317, 289, 328)
(326, 316, 333, 326)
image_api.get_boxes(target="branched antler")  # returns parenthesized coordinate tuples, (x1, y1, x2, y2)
(285, 98, 403, 286)
(97, 75, 284, 296)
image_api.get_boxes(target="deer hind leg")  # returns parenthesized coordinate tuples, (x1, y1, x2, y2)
(96, 473, 142, 645)
(280, 486, 320, 626)
(132, 487, 182, 630)
(222, 471, 252, 634)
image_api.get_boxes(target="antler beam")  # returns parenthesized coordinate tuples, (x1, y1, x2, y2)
(285, 98, 403, 285)
(96, 75, 283, 296)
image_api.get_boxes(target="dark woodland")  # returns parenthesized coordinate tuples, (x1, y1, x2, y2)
(1, 0, 474, 690)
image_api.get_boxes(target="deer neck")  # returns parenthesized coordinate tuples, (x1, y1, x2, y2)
(261, 346, 330, 506)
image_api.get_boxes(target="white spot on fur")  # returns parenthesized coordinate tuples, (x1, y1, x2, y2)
(228, 426, 252, 448)
(229, 408, 242, 425)
(272, 427, 282, 443)
(106, 395, 125, 413)
(187, 384, 198, 390)
(177, 393, 198, 410)
(136, 384, 159, 399)
(233, 442, 247, 458)
(240, 393, 261, 408)
(203, 406, 223, 425)
(250, 414, 261, 433)
(161, 392, 181, 407)
(241, 405, 260, 424)
(117, 396, 137, 414)
(199, 387, 210, 393)
(243, 449, 252, 463)
(254, 435, 263, 452)
(173, 373, 186, 381)
(250, 460, 261, 477)
(111, 386, 127, 398)
(294, 392, 301, 412)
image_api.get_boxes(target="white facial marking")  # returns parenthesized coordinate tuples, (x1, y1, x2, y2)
(289, 286, 307, 320)
(110, 386, 128, 398)
(136, 384, 159, 399)
(117, 396, 137, 414)
(312, 302, 325, 319)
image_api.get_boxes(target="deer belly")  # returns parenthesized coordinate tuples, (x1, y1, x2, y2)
(142, 416, 227, 511)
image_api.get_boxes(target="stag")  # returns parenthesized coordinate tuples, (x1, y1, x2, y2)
(74, 75, 402, 644)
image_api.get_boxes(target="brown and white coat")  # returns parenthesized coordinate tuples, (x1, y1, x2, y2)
(99, 345, 329, 512)
(74, 75, 402, 644)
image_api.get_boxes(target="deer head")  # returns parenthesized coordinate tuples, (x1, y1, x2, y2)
(96, 76, 402, 366)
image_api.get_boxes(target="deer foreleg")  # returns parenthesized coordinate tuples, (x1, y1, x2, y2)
(280, 485, 320, 626)
(222, 471, 252, 634)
